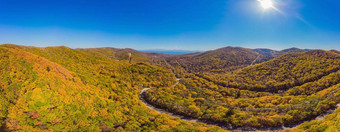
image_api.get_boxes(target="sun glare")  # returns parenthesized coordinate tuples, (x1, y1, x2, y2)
(258, 0, 274, 10)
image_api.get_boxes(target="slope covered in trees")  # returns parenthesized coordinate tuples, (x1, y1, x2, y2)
(78, 47, 152, 63)
(293, 104, 340, 131)
(253, 47, 308, 57)
(1, 44, 339, 131)
(166, 47, 263, 73)
(166, 47, 309, 74)
(206, 50, 340, 92)
(78, 47, 172, 68)
(253, 47, 309, 62)
(144, 49, 340, 130)
(145, 70, 340, 129)
(0, 44, 225, 131)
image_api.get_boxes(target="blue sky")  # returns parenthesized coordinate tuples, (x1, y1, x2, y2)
(1, 0, 340, 50)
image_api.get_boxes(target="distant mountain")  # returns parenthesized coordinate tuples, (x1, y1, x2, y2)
(77, 47, 311, 63)
(281, 47, 307, 53)
(162, 47, 317, 74)
(253, 47, 310, 61)
(330, 49, 340, 54)
(166, 46, 263, 73)
(139, 49, 203, 55)
(76, 47, 318, 74)
(253, 48, 276, 55)
(68, 46, 331, 75)
(254, 47, 309, 56)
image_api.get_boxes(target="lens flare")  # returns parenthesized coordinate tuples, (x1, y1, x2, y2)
(258, 0, 274, 9)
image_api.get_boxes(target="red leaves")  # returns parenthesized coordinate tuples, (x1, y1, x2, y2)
(29, 110, 40, 119)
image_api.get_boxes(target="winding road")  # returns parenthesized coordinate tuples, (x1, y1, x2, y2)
(140, 78, 198, 122)
(139, 78, 340, 131)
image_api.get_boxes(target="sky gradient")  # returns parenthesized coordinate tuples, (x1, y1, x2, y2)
(1, 0, 340, 50)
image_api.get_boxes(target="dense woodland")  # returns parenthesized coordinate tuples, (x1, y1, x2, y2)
(0, 44, 224, 131)
(166, 47, 309, 74)
(145, 48, 340, 131)
(0, 44, 339, 131)
(146, 71, 340, 128)
(202, 50, 340, 92)
(166, 47, 261, 73)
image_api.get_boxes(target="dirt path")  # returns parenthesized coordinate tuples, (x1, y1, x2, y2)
(250, 54, 261, 66)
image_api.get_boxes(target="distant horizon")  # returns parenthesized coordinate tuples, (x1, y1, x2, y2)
(138, 47, 316, 52)
(1, 40, 339, 51)
(3, 43, 339, 54)
(1, 0, 340, 51)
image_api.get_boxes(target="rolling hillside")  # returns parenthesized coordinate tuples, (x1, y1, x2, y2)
(0, 44, 225, 131)
(165, 47, 310, 74)
(78, 47, 152, 62)
(145, 49, 340, 130)
(1, 44, 339, 131)
(166, 47, 263, 73)
(207, 50, 340, 92)
(253, 47, 309, 61)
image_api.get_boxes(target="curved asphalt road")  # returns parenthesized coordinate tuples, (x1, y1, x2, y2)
(139, 78, 340, 131)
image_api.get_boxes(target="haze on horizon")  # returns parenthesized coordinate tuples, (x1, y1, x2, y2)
(1, 0, 340, 50)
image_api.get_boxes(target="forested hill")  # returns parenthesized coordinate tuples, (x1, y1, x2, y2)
(165, 47, 263, 73)
(253, 47, 309, 60)
(76, 46, 311, 74)
(76, 46, 310, 75)
(204, 50, 340, 92)
(0, 44, 224, 131)
(1, 44, 339, 131)
(145, 48, 340, 130)
(78, 47, 152, 63)
(78, 47, 174, 67)
(165, 47, 312, 74)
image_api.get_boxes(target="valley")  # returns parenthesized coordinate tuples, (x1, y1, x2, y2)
(2, 0, 339, 131)
(0, 44, 339, 132)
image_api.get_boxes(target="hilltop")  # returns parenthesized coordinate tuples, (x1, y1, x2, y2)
(253, 47, 309, 60)
(210, 50, 340, 91)
(0, 44, 339, 132)
(143, 48, 340, 130)
(165, 47, 261, 73)
(0, 44, 224, 131)
(164, 46, 310, 74)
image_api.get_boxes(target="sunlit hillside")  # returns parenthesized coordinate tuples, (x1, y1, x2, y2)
(1, 0, 340, 131)
(0, 44, 225, 131)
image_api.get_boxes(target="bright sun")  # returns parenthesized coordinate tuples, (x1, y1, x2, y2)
(258, 0, 274, 10)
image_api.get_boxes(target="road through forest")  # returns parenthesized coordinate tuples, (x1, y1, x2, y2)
(139, 78, 340, 131)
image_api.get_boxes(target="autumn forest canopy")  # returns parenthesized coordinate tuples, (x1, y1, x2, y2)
(0, 44, 339, 132)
